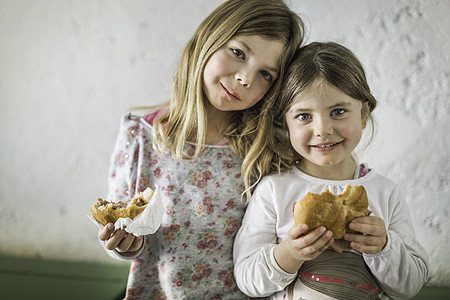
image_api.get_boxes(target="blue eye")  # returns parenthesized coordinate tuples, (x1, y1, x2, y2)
(232, 48, 245, 59)
(331, 109, 346, 116)
(297, 113, 311, 121)
(259, 70, 273, 81)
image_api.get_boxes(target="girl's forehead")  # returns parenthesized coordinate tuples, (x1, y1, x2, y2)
(228, 34, 285, 48)
(232, 33, 283, 42)
(291, 79, 331, 104)
(289, 81, 361, 109)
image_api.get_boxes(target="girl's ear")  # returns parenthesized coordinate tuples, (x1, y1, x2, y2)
(361, 101, 370, 129)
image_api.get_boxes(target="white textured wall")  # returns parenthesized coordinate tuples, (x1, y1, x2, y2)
(0, 0, 448, 287)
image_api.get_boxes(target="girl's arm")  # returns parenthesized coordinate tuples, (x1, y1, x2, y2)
(233, 178, 333, 297)
(99, 115, 144, 260)
(362, 185, 429, 299)
(233, 180, 297, 297)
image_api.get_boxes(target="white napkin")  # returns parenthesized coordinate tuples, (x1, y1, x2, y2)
(88, 187, 165, 236)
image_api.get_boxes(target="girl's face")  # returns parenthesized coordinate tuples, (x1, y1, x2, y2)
(203, 35, 284, 112)
(285, 81, 368, 179)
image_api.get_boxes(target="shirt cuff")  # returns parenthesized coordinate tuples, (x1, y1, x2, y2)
(112, 247, 144, 260)
(267, 245, 298, 283)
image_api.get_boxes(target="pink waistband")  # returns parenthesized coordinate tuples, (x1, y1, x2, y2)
(299, 270, 383, 294)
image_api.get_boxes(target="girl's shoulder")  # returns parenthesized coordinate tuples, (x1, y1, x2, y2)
(143, 107, 169, 126)
(257, 167, 298, 187)
(120, 107, 169, 130)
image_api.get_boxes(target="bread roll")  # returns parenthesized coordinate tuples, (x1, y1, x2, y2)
(293, 185, 371, 252)
(90, 187, 154, 226)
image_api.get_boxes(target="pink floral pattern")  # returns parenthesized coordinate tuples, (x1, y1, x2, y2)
(107, 114, 248, 299)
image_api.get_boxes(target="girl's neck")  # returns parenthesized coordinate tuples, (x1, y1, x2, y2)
(205, 107, 233, 145)
(297, 158, 357, 181)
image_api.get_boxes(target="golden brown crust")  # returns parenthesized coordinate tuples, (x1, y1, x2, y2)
(293, 185, 371, 252)
(90, 188, 153, 226)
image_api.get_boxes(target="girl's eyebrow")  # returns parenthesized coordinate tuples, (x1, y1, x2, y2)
(237, 41, 251, 53)
(265, 65, 279, 74)
(289, 106, 311, 113)
(328, 101, 353, 109)
(289, 101, 354, 113)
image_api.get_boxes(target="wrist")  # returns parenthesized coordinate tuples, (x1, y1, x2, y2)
(274, 240, 305, 274)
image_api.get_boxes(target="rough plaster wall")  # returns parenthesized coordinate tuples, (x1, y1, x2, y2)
(0, 0, 448, 287)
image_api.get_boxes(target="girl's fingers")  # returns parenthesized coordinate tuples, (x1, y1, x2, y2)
(288, 224, 309, 239)
(128, 236, 144, 252)
(311, 230, 333, 249)
(349, 242, 381, 255)
(299, 233, 333, 259)
(116, 233, 135, 252)
(345, 231, 387, 254)
(320, 237, 334, 251)
(295, 228, 333, 255)
(116, 233, 143, 253)
(104, 229, 127, 250)
(345, 233, 381, 246)
(287, 225, 334, 261)
(100, 224, 143, 253)
(98, 223, 115, 241)
(349, 217, 385, 235)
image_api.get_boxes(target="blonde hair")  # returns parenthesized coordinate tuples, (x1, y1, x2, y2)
(151, 0, 304, 161)
(243, 42, 377, 200)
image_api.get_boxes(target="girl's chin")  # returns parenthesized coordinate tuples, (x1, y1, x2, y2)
(299, 158, 356, 180)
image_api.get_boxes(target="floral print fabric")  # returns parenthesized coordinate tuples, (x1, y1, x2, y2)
(107, 114, 248, 299)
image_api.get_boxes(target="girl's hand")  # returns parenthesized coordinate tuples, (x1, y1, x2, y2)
(286, 225, 334, 260)
(344, 216, 387, 254)
(98, 223, 144, 254)
(274, 224, 333, 273)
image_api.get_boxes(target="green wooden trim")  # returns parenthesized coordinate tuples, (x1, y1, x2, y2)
(1, 256, 449, 300)
(0, 255, 129, 281)
(0, 256, 129, 300)
(413, 286, 450, 300)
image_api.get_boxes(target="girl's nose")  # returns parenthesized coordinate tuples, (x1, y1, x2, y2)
(313, 118, 334, 137)
(235, 71, 252, 87)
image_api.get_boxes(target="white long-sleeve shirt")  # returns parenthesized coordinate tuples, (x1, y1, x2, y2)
(233, 166, 429, 299)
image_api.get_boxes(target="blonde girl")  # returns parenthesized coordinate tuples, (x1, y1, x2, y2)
(97, 0, 304, 299)
(234, 42, 428, 299)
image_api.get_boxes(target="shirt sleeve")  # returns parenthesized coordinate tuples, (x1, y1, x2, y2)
(233, 178, 297, 297)
(107, 115, 140, 203)
(101, 115, 142, 260)
(363, 186, 429, 299)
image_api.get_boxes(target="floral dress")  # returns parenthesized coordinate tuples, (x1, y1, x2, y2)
(107, 112, 248, 299)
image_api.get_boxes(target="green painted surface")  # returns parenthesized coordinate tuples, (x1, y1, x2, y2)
(413, 286, 450, 300)
(0, 256, 129, 300)
(1, 255, 449, 299)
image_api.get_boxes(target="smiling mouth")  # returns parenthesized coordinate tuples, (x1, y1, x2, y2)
(221, 83, 241, 101)
(311, 141, 342, 150)
(314, 142, 339, 148)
